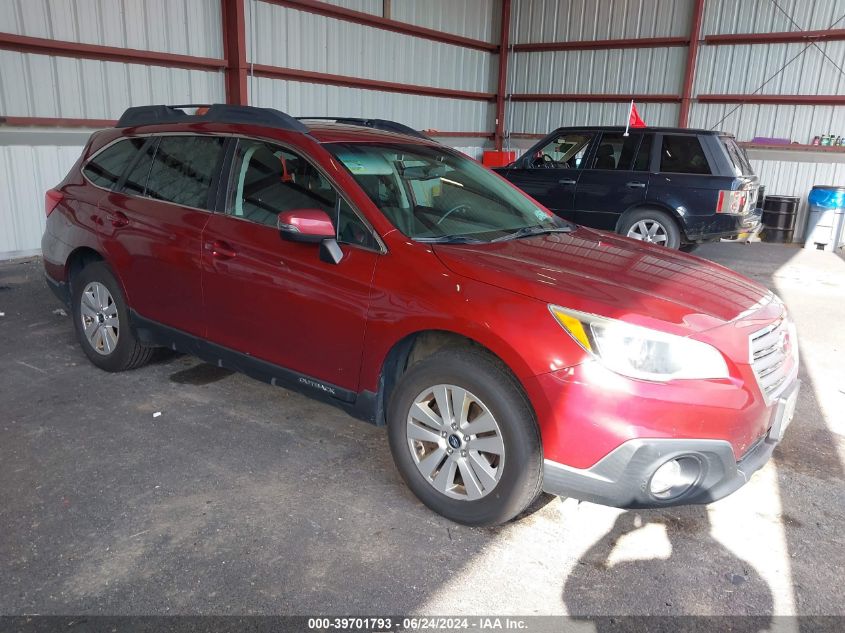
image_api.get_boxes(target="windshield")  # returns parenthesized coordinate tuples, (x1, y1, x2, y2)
(326, 142, 572, 242)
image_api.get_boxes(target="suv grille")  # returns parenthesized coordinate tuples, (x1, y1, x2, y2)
(749, 317, 792, 402)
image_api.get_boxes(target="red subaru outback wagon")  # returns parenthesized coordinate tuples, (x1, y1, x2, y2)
(42, 104, 799, 526)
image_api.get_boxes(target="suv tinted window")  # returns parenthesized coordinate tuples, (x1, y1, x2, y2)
(145, 136, 225, 208)
(659, 135, 711, 174)
(228, 139, 377, 249)
(589, 133, 642, 170)
(83, 138, 145, 189)
(721, 136, 754, 176)
(531, 132, 594, 169)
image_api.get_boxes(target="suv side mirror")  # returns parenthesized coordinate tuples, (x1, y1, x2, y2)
(277, 209, 335, 243)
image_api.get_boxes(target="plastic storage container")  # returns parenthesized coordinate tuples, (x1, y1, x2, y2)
(805, 186, 845, 251)
(761, 195, 799, 243)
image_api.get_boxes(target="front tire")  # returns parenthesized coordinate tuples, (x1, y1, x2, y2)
(387, 348, 542, 526)
(71, 261, 154, 372)
(618, 209, 681, 249)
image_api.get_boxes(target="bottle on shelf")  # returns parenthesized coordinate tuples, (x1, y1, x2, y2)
(811, 135, 821, 145)
(821, 134, 831, 146)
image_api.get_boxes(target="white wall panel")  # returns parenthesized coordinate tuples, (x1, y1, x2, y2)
(1, 0, 223, 58)
(0, 51, 225, 119)
(750, 155, 845, 241)
(689, 103, 845, 143)
(511, 47, 686, 94)
(246, 1, 494, 92)
(391, 0, 500, 42)
(249, 76, 494, 131)
(512, 0, 693, 43)
(507, 101, 680, 137)
(320, 0, 382, 14)
(0, 143, 84, 257)
(703, 0, 844, 35)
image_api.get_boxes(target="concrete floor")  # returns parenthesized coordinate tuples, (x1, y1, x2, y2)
(1, 243, 843, 619)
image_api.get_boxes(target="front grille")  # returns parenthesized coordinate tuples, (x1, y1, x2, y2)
(749, 317, 792, 402)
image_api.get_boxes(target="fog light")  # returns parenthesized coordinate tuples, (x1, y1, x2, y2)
(649, 457, 700, 500)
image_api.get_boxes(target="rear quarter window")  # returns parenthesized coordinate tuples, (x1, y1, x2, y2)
(659, 135, 711, 175)
(83, 138, 146, 189)
(721, 136, 755, 176)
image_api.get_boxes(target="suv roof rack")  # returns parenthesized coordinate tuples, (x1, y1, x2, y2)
(297, 117, 429, 139)
(116, 104, 309, 133)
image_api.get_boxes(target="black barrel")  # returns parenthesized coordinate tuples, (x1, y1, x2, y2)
(761, 195, 799, 243)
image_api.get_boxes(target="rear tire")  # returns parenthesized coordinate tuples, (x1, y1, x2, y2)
(71, 261, 154, 372)
(618, 209, 681, 249)
(387, 348, 542, 526)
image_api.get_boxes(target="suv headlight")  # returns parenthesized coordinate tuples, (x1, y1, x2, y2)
(549, 305, 729, 381)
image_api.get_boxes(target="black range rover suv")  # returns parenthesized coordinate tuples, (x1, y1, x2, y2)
(495, 126, 762, 251)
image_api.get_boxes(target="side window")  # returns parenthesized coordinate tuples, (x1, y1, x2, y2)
(145, 136, 225, 208)
(83, 138, 146, 189)
(589, 133, 642, 170)
(633, 134, 653, 171)
(229, 139, 377, 249)
(119, 138, 158, 196)
(659, 135, 711, 175)
(530, 133, 594, 169)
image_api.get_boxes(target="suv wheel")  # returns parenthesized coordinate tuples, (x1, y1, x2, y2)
(619, 209, 681, 249)
(71, 262, 154, 372)
(387, 348, 542, 526)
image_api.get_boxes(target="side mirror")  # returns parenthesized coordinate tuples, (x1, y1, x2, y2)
(277, 208, 335, 243)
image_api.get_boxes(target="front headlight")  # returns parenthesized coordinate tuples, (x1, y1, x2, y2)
(549, 305, 729, 381)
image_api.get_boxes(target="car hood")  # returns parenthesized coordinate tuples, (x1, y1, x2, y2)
(432, 227, 774, 336)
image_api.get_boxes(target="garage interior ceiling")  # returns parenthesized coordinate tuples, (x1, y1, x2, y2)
(1, 0, 845, 256)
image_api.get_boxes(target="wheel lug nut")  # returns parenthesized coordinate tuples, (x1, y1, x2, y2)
(441, 431, 447, 438)
(451, 423, 457, 430)
(446, 448, 453, 454)
(463, 435, 470, 442)
(461, 450, 467, 457)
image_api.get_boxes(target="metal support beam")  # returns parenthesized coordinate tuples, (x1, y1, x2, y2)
(0, 32, 226, 71)
(679, 0, 705, 127)
(509, 93, 681, 103)
(513, 36, 689, 53)
(221, 0, 249, 105)
(698, 94, 845, 106)
(263, 0, 498, 52)
(705, 28, 845, 45)
(252, 64, 495, 101)
(494, 0, 511, 151)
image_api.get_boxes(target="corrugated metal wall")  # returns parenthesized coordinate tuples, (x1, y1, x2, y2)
(506, 0, 691, 133)
(245, 0, 496, 130)
(0, 143, 84, 257)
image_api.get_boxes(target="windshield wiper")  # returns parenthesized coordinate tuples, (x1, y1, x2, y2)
(415, 235, 486, 244)
(492, 225, 574, 242)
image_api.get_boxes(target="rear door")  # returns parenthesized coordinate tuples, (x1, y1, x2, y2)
(573, 132, 653, 230)
(200, 137, 380, 392)
(98, 134, 226, 336)
(500, 131, 596, 221)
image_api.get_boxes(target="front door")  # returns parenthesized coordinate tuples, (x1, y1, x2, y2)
(501, 131, 596, 221)
(573, 132, 653, 231)
(98, 134, 226, 337)
(201, 138, 380, 392)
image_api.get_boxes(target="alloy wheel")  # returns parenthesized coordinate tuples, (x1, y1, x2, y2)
(627, 219, 669, 245)
(79, 281, 120, 355)
(406, 384, 505, 501)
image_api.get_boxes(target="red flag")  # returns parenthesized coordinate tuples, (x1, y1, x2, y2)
(629, 101, 646, 128)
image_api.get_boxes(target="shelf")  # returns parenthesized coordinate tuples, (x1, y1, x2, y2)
(740, 142, 845, 153)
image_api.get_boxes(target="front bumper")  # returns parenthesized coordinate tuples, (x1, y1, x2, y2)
(541, 379, 799, 507)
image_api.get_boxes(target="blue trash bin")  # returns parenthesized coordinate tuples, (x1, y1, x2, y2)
(805, 185, 845, 251)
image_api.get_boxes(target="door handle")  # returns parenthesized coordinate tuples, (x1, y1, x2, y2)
(558, 179, 577, 185)
(626, 181, 646, 189)
(205, 240, 237, 259)
(104, 210, 130, 227)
